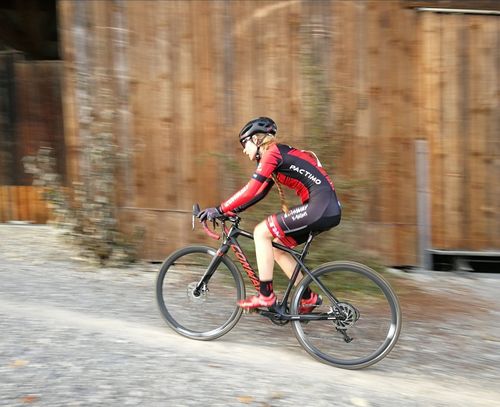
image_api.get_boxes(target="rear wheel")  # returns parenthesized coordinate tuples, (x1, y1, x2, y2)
(291, 261, 401, 369)
(156, 246, 245, 340)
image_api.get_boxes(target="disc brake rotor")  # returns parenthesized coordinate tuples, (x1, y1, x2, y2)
(331, 302, 360, 329)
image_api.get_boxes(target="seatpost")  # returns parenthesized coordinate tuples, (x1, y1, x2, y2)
(300, 232, 315, 261)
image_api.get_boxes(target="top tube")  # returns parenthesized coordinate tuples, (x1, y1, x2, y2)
(224, 218, 315, 258)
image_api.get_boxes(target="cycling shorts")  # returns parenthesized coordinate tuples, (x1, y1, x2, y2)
(266, 189, 341, 248)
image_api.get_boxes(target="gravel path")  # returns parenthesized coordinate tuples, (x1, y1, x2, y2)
(1, 225, 499, 406)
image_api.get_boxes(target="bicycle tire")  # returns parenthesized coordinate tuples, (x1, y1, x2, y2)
(156, 245, 245, 340)
(291, 261, 402, 369)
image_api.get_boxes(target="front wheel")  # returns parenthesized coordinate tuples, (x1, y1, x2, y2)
(156, 246, 245, 340)
(291, 261, 402, 369)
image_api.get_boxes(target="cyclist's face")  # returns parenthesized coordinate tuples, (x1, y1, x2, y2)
(242, 138, 258, 161)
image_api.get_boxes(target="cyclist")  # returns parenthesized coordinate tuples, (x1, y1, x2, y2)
(198, 117, 341, 312)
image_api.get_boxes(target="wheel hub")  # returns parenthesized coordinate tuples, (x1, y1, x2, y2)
(187, 282, 208, 302)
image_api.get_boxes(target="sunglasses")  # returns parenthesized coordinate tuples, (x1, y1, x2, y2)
(240, 136, 252, 148)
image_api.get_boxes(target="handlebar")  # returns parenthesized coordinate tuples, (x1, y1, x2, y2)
(192, 203, 240, 240)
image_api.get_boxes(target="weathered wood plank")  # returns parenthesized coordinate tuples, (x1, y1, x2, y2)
(191, 1, 219, 206)
(287, 0, 303, 146)
(488, 17, 500, 247)
(421, 11, 445, 248)
(176, 2, 195, 211)
(0, 186, 49, 223)
(441, 14, 464, 248)
(331, 0, 358, 178)
(394, 6, 419, 264)
(467, 15, 494, 249)
(0, 186, 7, 222)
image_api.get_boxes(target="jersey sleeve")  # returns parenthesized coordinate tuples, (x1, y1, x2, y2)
(219, 145, 282, 213)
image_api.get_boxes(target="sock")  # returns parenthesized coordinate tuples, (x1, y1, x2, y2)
(259, 280, 273, 297)
(302, 287, 312, 300)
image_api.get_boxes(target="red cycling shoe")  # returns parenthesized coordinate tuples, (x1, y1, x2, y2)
(237, 292, 276, 310)
(298, 292, 322, 314)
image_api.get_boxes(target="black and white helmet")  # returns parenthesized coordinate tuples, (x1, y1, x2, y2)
(238, 117, 277, 147)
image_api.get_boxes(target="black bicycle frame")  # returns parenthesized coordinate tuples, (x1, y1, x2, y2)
(195, 220, 340, 316)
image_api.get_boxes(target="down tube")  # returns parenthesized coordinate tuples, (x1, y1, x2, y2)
(228, 240, 260, 291)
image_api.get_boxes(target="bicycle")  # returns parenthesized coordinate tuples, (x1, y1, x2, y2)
(156, 204, 402, 369)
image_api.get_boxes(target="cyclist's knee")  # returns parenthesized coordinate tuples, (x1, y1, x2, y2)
(254, 221, 272, 242)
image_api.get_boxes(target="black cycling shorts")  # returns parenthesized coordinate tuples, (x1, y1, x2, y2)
(266, 189, 341, 248)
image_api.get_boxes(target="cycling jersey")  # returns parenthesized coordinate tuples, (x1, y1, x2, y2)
(220, 143, 341, 247)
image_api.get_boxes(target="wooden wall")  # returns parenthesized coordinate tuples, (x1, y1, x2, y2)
(14, 61, 66, 185)
(0, 51, 24, 185)
(420, 11, 500, 251)
(0, 56, 65, 186)
(57, 0, 500, 264)
(0, 52, 63, 223)
(0, 186, 50, 223)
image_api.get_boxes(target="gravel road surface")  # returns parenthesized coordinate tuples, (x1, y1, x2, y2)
(1, 225, 499, 406)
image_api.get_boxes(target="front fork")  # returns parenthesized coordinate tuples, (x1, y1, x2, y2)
(193, 245, 229, 296)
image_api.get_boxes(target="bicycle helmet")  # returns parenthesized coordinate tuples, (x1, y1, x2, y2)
(238, 117, 277, 147)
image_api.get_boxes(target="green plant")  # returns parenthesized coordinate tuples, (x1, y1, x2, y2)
(23, 146, 143, 266)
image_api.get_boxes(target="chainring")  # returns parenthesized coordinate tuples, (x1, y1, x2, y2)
(267, 303, 290, 326)
(270, 312, 290, 326)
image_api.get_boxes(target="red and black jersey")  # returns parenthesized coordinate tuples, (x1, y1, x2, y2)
(220, 143, 335, 213)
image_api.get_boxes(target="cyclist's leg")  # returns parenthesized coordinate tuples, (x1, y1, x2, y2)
(253, 221, 275, 282)
(269, 197, 340, 307)
(268, 205, 311, 283)
(273, 241, 303, 282)
(237, 221, 277, 309)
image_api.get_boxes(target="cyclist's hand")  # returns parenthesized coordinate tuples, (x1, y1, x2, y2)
(197, 207, 222, 223)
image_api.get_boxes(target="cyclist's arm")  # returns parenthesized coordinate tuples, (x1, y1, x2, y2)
(220, 178, 274, 213)
(220, 146, 281, 213)
(222, 178, 274, 213)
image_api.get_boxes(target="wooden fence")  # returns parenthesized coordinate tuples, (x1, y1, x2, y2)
(13, 61, 66, 185)
(0, 51, 24, 186)
(55, 0, 500, 264)
(0, 186, 50, 223)
(420, 11, 500, 251)
(0, 53, 64, 224)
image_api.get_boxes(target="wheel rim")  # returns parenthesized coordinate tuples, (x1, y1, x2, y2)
(292, 262, 401, 369)
(157, 247, 244, 340)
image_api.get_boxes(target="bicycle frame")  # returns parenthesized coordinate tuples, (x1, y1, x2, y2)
(195, 218, 341, 319)
(158, 209, 402, 367)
